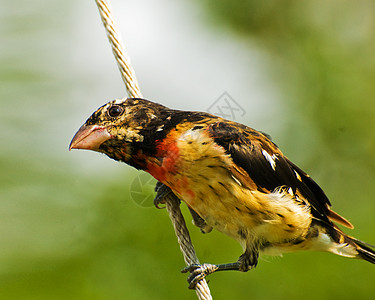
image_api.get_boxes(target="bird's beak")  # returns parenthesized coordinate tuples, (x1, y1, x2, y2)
(69, 124, 112, 151)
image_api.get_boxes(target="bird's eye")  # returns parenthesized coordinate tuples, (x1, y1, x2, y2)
(108, 105, 124, 118)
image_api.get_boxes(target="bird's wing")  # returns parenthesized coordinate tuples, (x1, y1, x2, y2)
(208, 121, 351, 227)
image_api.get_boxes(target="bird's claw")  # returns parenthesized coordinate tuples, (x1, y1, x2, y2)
(181, 263, 218, 289)
(153, 182, 172, 209)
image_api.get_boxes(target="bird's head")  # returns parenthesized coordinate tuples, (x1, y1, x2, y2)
(69, 98, 168, 164)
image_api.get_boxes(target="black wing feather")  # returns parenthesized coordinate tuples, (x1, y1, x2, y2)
(208, 121, 331, 223)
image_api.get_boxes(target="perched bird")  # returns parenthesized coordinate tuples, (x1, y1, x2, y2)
(70, 98, 375, 288)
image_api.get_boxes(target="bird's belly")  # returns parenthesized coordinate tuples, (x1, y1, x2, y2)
(169, 172, 312, 249)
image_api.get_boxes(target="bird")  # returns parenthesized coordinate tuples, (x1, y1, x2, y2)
(70, 97, 375, 288)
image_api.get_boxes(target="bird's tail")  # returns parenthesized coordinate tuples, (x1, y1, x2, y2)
(348, 236, 375, 264)
(326, 225, 375, 264)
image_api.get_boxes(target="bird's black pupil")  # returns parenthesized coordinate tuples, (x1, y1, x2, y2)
(108, 105, 123, 117)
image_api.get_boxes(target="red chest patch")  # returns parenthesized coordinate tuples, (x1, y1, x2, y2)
(145, 129, 196, 200)
(145, 134, 180, 182)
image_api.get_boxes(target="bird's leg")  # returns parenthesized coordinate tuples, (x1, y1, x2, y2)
(153, 181, 175, 208)
(153, 183, 212, 232)
(188, 207, 213, 234)
(182, 249, 258, 289)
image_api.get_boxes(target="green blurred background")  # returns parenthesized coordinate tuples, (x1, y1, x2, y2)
(1, 0, 374, 299)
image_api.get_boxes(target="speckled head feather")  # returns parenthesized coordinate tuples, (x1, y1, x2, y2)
(86, 98, 168, 141)
(77, 98, 170, 163)
(71, 98, 216, 167)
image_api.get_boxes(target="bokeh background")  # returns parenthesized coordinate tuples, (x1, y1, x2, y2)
(1, 0, 375, 299)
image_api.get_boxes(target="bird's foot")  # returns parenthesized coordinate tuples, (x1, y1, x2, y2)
(181, 251, 258, 289)
(181, 263, 219, 289)
(153, 182, 173, 209)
